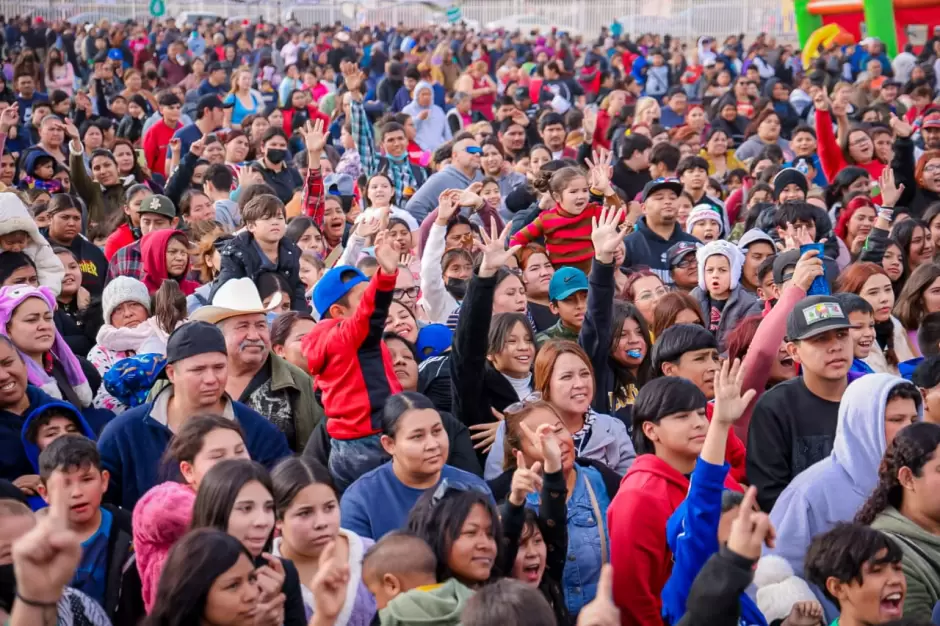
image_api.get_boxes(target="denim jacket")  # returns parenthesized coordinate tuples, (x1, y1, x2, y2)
(527, 464, 611, 617)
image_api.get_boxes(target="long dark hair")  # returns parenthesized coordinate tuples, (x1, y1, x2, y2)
(855, 422, 940, 525)
(407, 488, 504, 585)
(162, 414, 246, 468)
(609, 301, 653, 396)
(191, 459, 275, 549)
(146, 528, 254, 626)
(270, 456, 337, 520)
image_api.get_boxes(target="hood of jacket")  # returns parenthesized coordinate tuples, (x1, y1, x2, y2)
(380, 578, 474, 625)
(140, 228, 198, 295)
(621, 453, 690, 494)
(0, 191, 44, 243)
(22, 149, 55, 179)
(832, 373, 922, 494)
(407, 81, 434, 110)
(20, 399, 95, 471)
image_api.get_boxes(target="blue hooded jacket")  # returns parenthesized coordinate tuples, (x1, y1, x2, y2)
(769, 374, 921, 577)
(20, 400, 96, 510)
(661, 458, 767, 626)
(0, 385, 62, 481)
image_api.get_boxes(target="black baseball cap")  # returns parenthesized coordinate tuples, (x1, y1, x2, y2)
(772, 250, 800, 286)
(196, 95, 233, 117)
(667, 241, 700, 268)
(206, 61, 224, 73)
(642, 177, 683, 202)
(786, 295, 853, 341)
(166, 321, 227, 364)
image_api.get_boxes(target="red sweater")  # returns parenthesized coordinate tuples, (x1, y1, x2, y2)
(815, 108, 885, 195)
(608, 455, 743, 626)
(302, 268, 403, 439)
(510, 201, 612, 267)
(141, 120, 181, 178)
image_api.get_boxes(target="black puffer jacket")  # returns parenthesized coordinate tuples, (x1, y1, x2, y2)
(210, 231, 308, 311)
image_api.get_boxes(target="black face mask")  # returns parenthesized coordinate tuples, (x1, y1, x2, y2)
(266, 148, 287, 164)
(445, 277, 468, 300)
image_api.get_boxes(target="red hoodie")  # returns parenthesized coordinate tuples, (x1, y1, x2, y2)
(140, 229, 199, 295)
(608, 455, 743, 626)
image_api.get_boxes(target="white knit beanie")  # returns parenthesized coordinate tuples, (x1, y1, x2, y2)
(696, 239, 744, 291)
(102, 276, 152, 324)
(686, 204, 724, 236)
(754, 555, 820, 623)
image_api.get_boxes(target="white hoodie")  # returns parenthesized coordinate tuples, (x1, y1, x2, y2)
(0, 192, 65, 295)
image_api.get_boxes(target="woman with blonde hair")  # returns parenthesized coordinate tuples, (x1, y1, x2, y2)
(455, 61, 497, 121)
(223, 67, 265, 128)
(633, 97, 661, 127)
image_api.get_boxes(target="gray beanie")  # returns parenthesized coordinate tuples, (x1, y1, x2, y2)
(102, 276, 151, 324)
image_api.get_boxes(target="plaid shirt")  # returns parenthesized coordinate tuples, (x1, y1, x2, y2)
(350, 98, 415, 206)
(107, 241, 144, 282)
(302, 167, 325, 227)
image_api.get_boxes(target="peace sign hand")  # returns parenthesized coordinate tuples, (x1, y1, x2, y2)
(509, 450, 543, 506)
(12, 472, 82, 604)
(478, 218, 520, 278)
(591, 206, 627, 264)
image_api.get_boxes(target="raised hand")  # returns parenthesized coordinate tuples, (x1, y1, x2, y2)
(0, 103, 18, 133)
(583, 107, 598, 137)
(63, 118, 80, 142)
(726, 486, 776, 560)
(521, 422, 563, 474)
(168, 137, 181, 156)
(879, 166, 904, 207)
(576, 564, 620, 626)
(782, 600, 825, 626)
(469, 407, 503, 453)
(790, 249, 825, 292)
(508, 450, 543, 506)
(783, 223, 814, 250)
(478, 218, 520, 278)
(591, 206, 627, 264)
(373, 230, 401, 275)
(585, 148, 613, 195)
(399, 252, 415, 268)
(11, 473, 82, 606)
(309, 540, 350, 626)
(190, 135, 206, 157)
(889, 114, 914, 139)
(457, 188, 483, 209)
(812, 89, 830, 112)
(435, 189, 461, 225)
(304, 118, 328, 159)
(355, 212, 383, 238)
(342, 62, 365, 95)
(711, 358, 757, 426)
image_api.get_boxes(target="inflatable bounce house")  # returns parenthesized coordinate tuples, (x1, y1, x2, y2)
(794, 0, 940, 60)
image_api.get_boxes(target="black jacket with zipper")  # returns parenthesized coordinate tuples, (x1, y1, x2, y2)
(211, 231, 308, 312)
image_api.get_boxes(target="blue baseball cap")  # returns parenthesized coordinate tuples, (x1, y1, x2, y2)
(312, 265, 369, 319)
(549, 267, 588, 302)
(416, 324, 453, 361)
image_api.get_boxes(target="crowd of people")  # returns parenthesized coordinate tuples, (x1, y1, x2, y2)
(3, 9, 940, 626)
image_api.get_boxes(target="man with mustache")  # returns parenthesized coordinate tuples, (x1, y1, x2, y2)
(192, 277, 323, 454)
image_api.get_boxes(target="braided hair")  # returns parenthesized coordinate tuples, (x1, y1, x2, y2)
(855, 422, 940, 525)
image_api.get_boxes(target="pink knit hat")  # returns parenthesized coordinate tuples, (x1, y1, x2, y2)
(132, 482, 196, 613)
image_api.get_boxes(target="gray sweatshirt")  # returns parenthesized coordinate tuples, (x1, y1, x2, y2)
(404, 165, 481, 223)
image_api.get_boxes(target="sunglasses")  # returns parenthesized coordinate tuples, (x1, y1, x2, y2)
(430, 478, 492, 507)
(464, 146, 483, 155)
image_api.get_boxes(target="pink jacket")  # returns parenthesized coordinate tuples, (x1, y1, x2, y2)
(133, 481, 195, 612)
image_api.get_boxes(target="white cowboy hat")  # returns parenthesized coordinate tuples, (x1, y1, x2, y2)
(190, 277, 282, 325)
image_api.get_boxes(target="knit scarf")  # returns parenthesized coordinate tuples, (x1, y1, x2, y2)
(95, 321, 158, 352)
(385, 152, 417, 206)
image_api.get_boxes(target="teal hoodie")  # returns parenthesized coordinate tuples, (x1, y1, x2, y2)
(380, 579, 474, 626)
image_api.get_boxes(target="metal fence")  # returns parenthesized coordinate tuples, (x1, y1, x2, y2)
(0, 0, 798, 42)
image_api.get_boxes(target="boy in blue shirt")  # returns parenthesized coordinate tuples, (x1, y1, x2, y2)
(37, 434, 141, 621)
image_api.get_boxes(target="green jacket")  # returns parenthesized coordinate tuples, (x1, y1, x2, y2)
(871, 506, 940, 620)
(380, 579, 474, 626)
(70, 148, 126, 226)
(267, 353, 323, 451)
(535, 320, 579, 347)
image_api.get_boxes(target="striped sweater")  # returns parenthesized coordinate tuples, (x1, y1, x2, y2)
(510, 194, 624, 267)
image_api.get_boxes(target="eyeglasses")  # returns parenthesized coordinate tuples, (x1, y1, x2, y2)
(393, 286, 420, 299)
(464, 146, 483, 155)
(676, 255, 697, 269)
(430, 478, 492, 507)
(504, 391, 543, 416)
